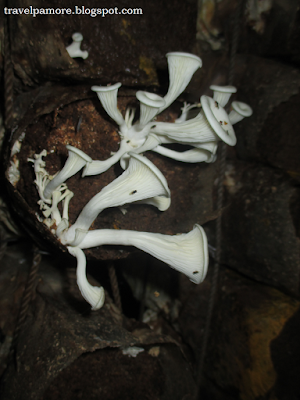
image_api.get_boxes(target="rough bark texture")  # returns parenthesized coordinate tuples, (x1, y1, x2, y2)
(221, 162, 300, 296)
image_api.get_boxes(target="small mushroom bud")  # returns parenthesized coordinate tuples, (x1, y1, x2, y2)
(66, 33, 89, 59)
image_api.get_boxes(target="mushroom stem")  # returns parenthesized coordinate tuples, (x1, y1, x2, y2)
(159, 52, 202, 113)
(62, 190, 74, 220)
(43, 146, 92, 199)
(82, 139, 132, 177)
(38, 190, 64, 225)
(67, 246, 105, 310)
(66, 33, 89, 59)
(91, 83, 125, 127)
(153, 145, 212, 163)
(151, 111, 218, 144)
(78, 224, 209, 284)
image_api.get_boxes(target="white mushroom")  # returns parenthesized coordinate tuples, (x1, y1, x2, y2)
(91, 83, 125, 127)
(61, 153, 171, 246)
(200, 95, 237, 146)
(135, 91, 166, 127)
(43, 145, 92, 199)
(56, 190, 74, 237)
(38, 190, 63, 225)
(67, 246, 105, 310)
(87, 53, 202, 176)
(160, 52, 202, 112)
(150, 112, 216, 143)
(229, 101, 253, 124)
(125, 131, 218, 165)
(209, 85, 237, 107)
(119, 133, 169, 168)
(66, 33, 89, 60)
(78, 224, 209, 284)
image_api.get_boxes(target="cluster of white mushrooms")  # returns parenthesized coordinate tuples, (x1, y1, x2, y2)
(29, 50, 252, 310)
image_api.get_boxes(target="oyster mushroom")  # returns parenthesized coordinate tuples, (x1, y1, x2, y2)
(43, 145, 92, 200)
(209, 85, 237, 107)
(135, 91, 166, 127)
(67, 224, 208, 309)
(229, 101, 253, 124)
(160, 52, 202, 112)
(200, 95, 236, 146)
(84, 52, 202, 176)
(61, 153, 171, 246)
(91, 83, 125, 128)
(78, 224, 209, 285)
(150, 95, 236, 146)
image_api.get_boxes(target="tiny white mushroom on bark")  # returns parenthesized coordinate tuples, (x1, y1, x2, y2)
(61, 153, 171, 246)
(78, 224, 209, 284)
(229, 101, 253, 124)
(67, 246, 105, 310)
(209, 85, 237, 107)
(43, 145, 92, 199)
(66, 33, 89, 59)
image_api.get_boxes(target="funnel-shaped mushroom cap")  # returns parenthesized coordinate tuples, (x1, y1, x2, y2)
(79, 224, 209, 284)
(62, 153, 171, 245)
(68, 246, 105, 310)
(201, 95, 236, 146)
(136, 91, 166, 126)
(209, 85, 237, 107)
(229, 101, 253, 124)
(91, 83, 125, 127)
(160, 52, 202, 112)
(43, 146, 92, 199)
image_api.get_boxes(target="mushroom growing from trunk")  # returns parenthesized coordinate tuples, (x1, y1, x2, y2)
(68, 224, 209, 309)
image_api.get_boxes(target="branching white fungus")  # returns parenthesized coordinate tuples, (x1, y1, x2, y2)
(27, 53, 253, 310)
